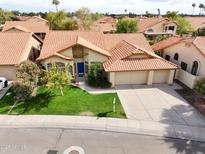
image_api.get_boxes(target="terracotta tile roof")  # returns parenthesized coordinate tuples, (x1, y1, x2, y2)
(2, 21, 49, 33)
(92, 16, 117, 33)
(152, 36, 205, 58)
(152, 36, 183, 51)
(3, 26, 32, 33)
(0, 32, 33, 65)
(17, 16, 48, 23)
(38, 31, 109, 60)
(103, 41, 178, 72)
(39, 31, 152, 60)
(185, 16, 205, 30)
(192, 37, 205, 57)
(137, 16, 171, 32)
(53, 53, 73, 60)
(92, 23, 116, 33)
(104, 33, 154, 52)
(96, 16, 117, 24)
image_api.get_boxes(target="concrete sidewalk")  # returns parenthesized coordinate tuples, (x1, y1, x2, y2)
(0, 115, 205, 142)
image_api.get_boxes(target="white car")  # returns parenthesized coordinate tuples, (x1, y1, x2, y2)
(0, 77, 8, 91)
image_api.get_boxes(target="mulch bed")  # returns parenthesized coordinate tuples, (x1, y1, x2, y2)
(175, 80, 205, 117)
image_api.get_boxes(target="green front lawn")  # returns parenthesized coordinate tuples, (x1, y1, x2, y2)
(0, 86, 126, 118)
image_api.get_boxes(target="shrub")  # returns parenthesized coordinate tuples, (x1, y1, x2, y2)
(88, 64, 111, 88)
(195, 78, 205, 95)
(13, 82, 33, 102)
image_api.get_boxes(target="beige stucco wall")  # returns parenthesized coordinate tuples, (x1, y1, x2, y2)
(84, 48, 108, 65)
(153, 70, 169, 83)
(0, 66, 16, 80)
(40, 46, 108, 76)
(145, 20, 177, 35)
(41, 56, 73, 69)
(163, 42, 205, 76)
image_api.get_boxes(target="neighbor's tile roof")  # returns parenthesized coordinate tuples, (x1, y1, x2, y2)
(137, 16, 171, 32)
(3, 26, 32, 33)
(0, 32, 33, 65)
(92, 23, 116, 33)
(152, 36, 183, 51)
(39, 31, 153, 60)
(103, 40, 178, 72)
(2, 21, 49, 33)
(152, 36, 205, 58)
(185, 16, 205, 30)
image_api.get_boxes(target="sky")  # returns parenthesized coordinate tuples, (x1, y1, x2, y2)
(0, 0, 205, 14)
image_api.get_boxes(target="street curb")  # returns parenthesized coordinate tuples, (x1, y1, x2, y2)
(0, 115, 205, 142)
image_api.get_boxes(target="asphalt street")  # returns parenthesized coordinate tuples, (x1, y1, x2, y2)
(0, 128, 204, 154)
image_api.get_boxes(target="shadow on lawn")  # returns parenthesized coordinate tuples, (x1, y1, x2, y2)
(19, 90, 55, 114)
(97, 111, 113, 117)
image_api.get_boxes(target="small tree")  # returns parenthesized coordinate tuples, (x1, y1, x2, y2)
(47, 64, 72, 96)
(16, 61, 41, 90)
(116, 18, 138, 33)
(75, 7, 93, 31)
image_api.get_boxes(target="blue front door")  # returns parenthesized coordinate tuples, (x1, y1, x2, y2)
(77, 63, 84, 77)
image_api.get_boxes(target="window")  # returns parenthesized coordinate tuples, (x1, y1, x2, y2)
(47, 63, 52, 71)
(56, 62, 65, 71)
(147, 29, 154, 33)
(191, 61, 199, 75)
(168, 26, 175, 31)
(181, 62, 188, 71)
(165, 55, 170, 61)
(174, 53, 179, 61)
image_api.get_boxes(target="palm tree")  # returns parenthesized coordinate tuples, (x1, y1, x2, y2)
(124, 9, 127, 14)
(199, 3, 204, 15)
(192, 3, 196, 15)
(52, 0, 60, 12)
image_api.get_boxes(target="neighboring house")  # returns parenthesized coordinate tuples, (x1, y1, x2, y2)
(0, 32, 42, 80)
(91, 16, 117, 33)
(185, 16, 205, 31)
(16, 16, 48, 23)
(2, 17, 49, 39)
(137, 16, 177, 36)
(152, 36, 205, 88)
(38, 31, 177, 87)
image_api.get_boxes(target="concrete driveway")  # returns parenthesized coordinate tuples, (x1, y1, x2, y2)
(116, 84, 205, 127)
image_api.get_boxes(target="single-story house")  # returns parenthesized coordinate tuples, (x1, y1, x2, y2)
(0, 32, 42, 80)
(152, 36, 205, 88)
(38, 31, 178, 87)
(91, 16, 117, 33)
(2, 19, 49, 39)
(16, 15, 48, 23)
(137, 16, 177, 36)
(185, 16, 205, 31)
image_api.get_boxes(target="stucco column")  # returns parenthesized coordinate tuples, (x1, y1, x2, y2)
(167, 70, 175, 85)
(109, 72, 115, 87)
(147, 70, 154, 85)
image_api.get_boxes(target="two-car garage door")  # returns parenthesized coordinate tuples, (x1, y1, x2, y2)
(115, 70, 170, 85)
